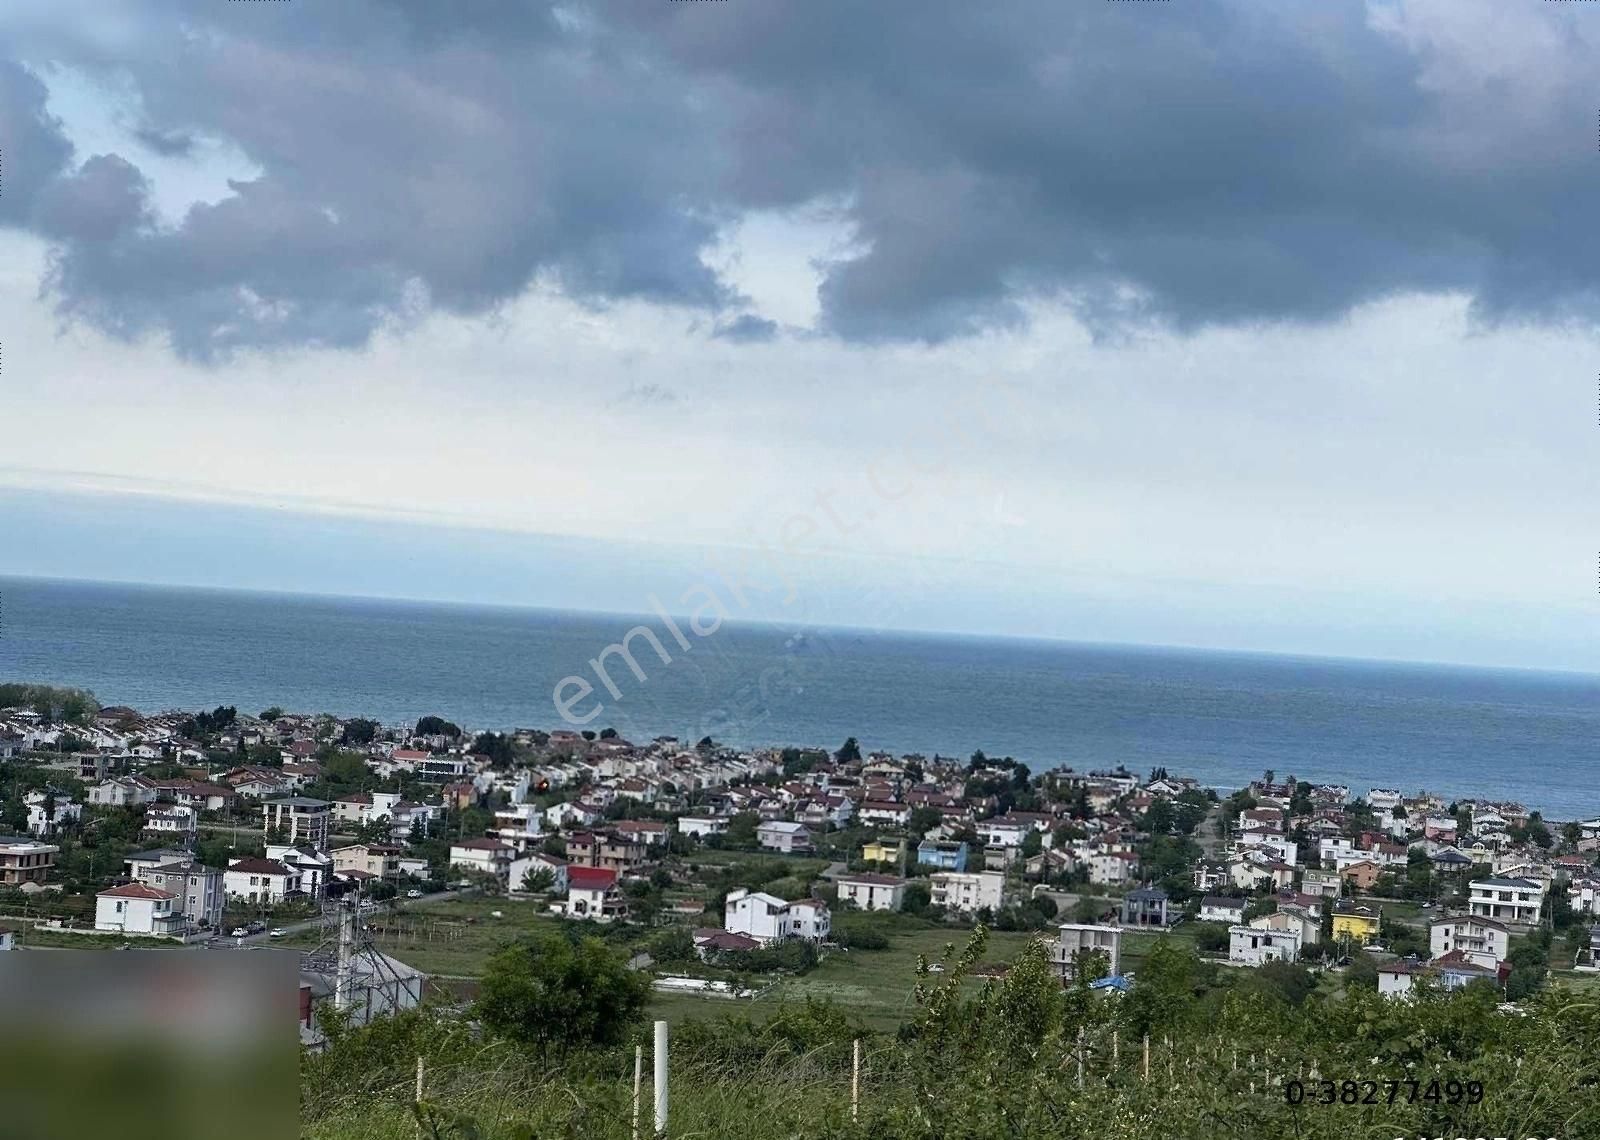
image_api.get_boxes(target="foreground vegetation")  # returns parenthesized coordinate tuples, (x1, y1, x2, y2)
(303, 927, 1600, 1140)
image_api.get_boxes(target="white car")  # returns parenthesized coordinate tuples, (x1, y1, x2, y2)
(405, 888, 423, 899)
(268, 928, 288, 939)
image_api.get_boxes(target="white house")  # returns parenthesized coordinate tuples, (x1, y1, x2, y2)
(1429, 914, 1509, 969)
(757, 820, 814, 853)
(566, 866, 625, 922)
(1088, 850, 1139, 886)
(929, 871, 1007, 914)
(143, 803, 198, 840)
(1378, 950, 1499, 999)
(24, 792, 81, 837)
(1228, 921, 1301, 966)
(723, 887, 831, 944)
(1468, 877, 1543, 926)
(676, 815, 728, 840)
(1198, 896, 1246, 925)
(223, 856, 303, 903)
(490, 803, 546, 850)
(267, 843, 333, 899)
(509, 851, 569, 894)
(261, 796, 332, 848)
(87, 775, 158, 808)
(95, 882, 185, 937)
(449, 838, 516, 881)
(834, 872, 906, 912)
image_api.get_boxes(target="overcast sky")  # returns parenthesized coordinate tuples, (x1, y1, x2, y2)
(1, 0, 1597, 672)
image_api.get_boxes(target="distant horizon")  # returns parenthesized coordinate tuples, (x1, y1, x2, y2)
(7, 570, 1598, 686)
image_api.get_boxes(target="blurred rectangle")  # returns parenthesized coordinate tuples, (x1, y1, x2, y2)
(0, 949, 298, 1140)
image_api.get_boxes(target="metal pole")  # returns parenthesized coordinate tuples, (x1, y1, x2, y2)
(653, 1020, 668, 1137)
(1076, 1027, 1084, 1088)
(632, 1045, 642, 1140)
(1142, 1035, 1149, 1081)
(851, 1037, 861, 1122)
(415, 1056, 424, 1104)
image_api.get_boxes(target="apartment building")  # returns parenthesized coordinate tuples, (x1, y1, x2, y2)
(0, 837, 58, 886)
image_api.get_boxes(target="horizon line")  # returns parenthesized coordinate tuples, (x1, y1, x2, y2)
(4, 570, 1597, 684)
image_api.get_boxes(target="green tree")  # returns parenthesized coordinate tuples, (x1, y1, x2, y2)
(520, 866, 556, 893)
(1122, 937, 1197, 1037)
(836, 737, 862, 763)
(475, 932, 650, 1060)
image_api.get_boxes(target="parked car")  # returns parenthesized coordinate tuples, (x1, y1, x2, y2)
(229, 927, 250, 938)
(247, 920, 268, 934)
(269, 928, 287, 939)
(405, 888, 423, 898)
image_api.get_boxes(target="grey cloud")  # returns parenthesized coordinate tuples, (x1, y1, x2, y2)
(3, 0, 1600, 354)
(0, 61, 75, 227)
(712, 313, 778, 344)
(132, 127, 194, 157)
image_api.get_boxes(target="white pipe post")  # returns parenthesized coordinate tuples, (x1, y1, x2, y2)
(632, 1045, 643, 1140)
(415, 1056, 424, 1104)
(653, 1020, 669, 1138)
(851, 1037, 861, 1122)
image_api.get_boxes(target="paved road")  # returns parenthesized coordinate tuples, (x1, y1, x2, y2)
(205, 887, 473, 948)
(1199, 801, 1228, 858)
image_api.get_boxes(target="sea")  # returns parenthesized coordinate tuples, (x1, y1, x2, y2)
(0, 575, 1597, 817)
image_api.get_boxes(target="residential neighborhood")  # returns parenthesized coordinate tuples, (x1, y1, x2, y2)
(0, 691, 1595, 1077)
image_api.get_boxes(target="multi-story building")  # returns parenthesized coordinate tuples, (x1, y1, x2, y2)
(1121, 886, 1171, 927)
(261, 796, 331, 848)
(95, 882, 186, 937)
(0, 837, 58, 886)
(1429, 914, 1509, 969)
(929, 870, 1006, 914)
(143, 804, 198, 842)
(333, 843, 402, 878)
(449, 838, 516, 881)
(1469, 877, 1543, 926)
(1229, 922, 1301, 966)
(1051, 923, 1121, 981)
(723, 888, 831, 944)
(130, 858, 225, 932)
(564, 831, 648, 872)
(566, 866, 626, 922)
(834, 872, 906, 912)
(223, 856, 304, 903)
(916, 840, 968, 871)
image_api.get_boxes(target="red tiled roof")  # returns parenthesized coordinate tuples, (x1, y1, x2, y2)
(568, 866, 619, 891)
(99, 882, 176, 900)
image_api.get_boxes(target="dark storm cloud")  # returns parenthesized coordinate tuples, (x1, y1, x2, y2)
(1, 0, 1597, 355)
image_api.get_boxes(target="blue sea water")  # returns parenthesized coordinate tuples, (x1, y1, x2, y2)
(0, 575, 1597, 817)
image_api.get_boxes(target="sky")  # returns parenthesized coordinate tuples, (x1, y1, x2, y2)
(0, 0, 1597, 672)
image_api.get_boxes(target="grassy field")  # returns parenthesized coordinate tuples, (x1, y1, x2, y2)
(341, 896, 567, 976)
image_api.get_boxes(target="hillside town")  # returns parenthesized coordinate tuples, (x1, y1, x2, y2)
(2, 688, 1598, 1044)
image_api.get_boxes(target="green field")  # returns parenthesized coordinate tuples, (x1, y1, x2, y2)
(341, 896, 567, 976)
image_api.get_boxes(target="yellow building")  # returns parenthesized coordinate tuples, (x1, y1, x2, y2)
(1331, 904, 1380, 945)
(861, 839, 906, 866)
